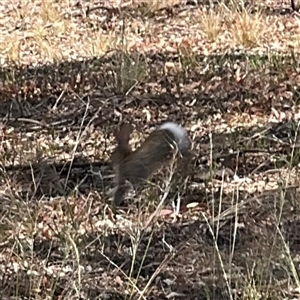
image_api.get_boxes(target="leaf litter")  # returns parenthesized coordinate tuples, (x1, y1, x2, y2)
(0, 0, 300, 299)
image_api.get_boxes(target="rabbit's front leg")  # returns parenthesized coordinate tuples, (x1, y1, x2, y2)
(114, 188, 126, 206)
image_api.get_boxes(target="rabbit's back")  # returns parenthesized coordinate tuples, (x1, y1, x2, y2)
(119, 130, 176, 184)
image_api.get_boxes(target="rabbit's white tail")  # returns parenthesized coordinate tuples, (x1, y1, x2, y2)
(159, 122, 190, 153)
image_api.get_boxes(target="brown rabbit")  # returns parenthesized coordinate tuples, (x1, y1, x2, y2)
(111, 122, 191, 206)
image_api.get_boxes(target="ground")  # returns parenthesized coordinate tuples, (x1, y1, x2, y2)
(1, 0, 300, 299)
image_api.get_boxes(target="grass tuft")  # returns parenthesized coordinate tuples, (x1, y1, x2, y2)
(198, 7, 223, 42)
(225, 3, 266, 48)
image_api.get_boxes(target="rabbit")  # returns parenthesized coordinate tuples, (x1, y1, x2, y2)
(110, 121, 191, 206)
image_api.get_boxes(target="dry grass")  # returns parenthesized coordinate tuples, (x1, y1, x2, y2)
(226, 4, 267, 47)
(198, 7, 223, 42)
(197, 2, 272, 48)
(1, 0, 300, 299)
(0, 0, 298, 65)
(138, 0, 181, 15)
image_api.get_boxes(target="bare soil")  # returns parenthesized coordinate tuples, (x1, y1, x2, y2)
(1, 0, 300, 299)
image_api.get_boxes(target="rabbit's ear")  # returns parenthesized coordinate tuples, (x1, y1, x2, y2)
(114, 123, 133, 146)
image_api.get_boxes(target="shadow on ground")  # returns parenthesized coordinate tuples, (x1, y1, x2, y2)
(1, 49, 300, 211)
(0, 50, 300, 299)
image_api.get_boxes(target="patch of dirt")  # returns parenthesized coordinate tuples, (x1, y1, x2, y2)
(1, 0, 300, 299)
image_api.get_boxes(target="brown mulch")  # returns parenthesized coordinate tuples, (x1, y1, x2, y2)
(0, 0, 300, 299)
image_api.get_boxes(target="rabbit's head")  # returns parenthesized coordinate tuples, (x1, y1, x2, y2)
(110, 123, 135, 206)
(110, 123, 133, 168)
